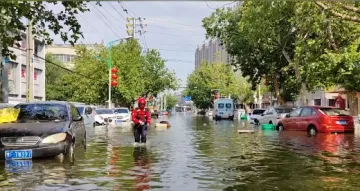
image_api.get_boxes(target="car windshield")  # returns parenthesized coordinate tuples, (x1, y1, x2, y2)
(96, 109, 114, 114)
(275, 108, 293, 114)
(76, 107, 84, 115)
(318, 108, 350, 116)
(14, 103, 69, 122)
(114, 108, 129, 113)
(253, 109, 265, 115)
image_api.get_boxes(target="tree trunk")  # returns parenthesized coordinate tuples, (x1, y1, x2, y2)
(348, 91, 358, 116)
(272, 74, 285, 106)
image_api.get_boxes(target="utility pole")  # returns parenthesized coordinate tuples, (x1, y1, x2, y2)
(126, 17, 147, 42)
(258, 84, 262, 109)
(26, 15, 34, 102)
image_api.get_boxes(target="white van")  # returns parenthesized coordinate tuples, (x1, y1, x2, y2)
(213, 98, 235, 120)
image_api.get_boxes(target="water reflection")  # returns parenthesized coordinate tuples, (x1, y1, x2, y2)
(133, 147, 151, 191)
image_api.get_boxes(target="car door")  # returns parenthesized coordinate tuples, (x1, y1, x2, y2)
(286, 108, 303, 130)
(297, 107, 315, 131)
(71, 105, 85, 146)
(258, 109, 269, 124)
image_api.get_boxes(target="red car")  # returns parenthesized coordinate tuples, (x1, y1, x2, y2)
(277, 106, 354, 135)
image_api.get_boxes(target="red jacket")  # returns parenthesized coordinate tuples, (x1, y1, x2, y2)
(132, 108, 151, 125)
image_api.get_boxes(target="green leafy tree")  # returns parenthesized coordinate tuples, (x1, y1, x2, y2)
(185, 62, 239, 109)
(165, 95, 177, 110)
(142, 49, 179, 97)
(45, 53, 73, 101)
(0, 1, 96, 58)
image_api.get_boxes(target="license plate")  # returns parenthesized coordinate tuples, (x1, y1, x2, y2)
(219, 112, 224, 114)
(115, 120, 122, 124)
(5, 160, 32, 173)
(5, 150, 33, 160)
(336, 120, 347, 125)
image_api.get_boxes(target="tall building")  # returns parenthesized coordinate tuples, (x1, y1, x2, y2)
(45, 43, 102, 68)
(195, 38, 231, 69)
(5, 33, 46, 104)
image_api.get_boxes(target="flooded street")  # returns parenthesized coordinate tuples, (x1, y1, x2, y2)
(1, 114, 360, 190)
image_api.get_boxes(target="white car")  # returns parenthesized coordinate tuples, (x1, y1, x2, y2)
(257, 107, 294, 126)
(237, 109, 246, 117)
(249, 109, 266, 124)
(114, 107, 131, 122)
(75, 105, 96, 128)
(95, 108, 117, 124)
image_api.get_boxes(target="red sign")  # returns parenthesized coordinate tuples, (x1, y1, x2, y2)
(34, 72, 37, 80)
(21, 69, 25, 78)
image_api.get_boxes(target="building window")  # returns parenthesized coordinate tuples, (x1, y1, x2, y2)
(34, 41, 39, 55)
(328, 99, 335, 107)
(314, 99, 321, 106)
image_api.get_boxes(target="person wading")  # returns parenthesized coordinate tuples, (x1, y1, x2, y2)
(132, 98, 151, 143)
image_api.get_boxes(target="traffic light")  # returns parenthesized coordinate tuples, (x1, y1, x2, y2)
(111, 67, 118, 87)
(126, 17, 134, 37)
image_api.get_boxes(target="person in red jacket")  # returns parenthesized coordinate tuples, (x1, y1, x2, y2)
(132, 97, 151, 143)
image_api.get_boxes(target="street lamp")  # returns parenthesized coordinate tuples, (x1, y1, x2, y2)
(96, 36, 132, 109)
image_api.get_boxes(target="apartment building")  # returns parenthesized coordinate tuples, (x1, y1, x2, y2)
(195, 38, 231, 69)
(46, 43, 102, 68)
(5, 33, 46, 104)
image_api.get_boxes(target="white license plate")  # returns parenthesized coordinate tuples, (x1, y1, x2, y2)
(336, 120, 347, 125)
(115, 120, 122, 124)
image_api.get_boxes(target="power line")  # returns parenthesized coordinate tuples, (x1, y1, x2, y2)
(107, 2, 127, 21)
(147, 24, 200, 32)
(89, 3, 121, 38)
(146, 31, 203, 39)
(77, 14, 105, 40)
(146, 18, 202, 28)
(205, 1, 237, 10)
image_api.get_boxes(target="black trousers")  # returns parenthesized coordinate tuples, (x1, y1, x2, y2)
(134, 125, 147, 143)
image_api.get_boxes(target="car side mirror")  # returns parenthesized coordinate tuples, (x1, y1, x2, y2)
(73, 115, 83, 121)
(286, 114, 290, 118)
(261, 113, 264, 116)
(85, 107, 92, 114)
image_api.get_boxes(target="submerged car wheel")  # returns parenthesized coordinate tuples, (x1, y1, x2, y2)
(308, 126, 317, 136)
(65, 141, 75, 162)
(277, 124, 284, 131)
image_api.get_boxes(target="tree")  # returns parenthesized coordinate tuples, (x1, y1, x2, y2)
(0, 1, 97, 58)
(63, 39, 179, 107)
(142, 49, 178, 97)
(185, 62, 239, 109)
(165, 95, 177, 110)
(45, 53, 73, 101)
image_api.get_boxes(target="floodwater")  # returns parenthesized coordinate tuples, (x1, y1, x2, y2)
(1, 113, 360, 190)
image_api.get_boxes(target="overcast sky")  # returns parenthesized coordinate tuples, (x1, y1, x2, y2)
(51, 1, 235, 86)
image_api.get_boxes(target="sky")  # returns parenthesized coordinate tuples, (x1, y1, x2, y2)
(50, 1, 235, 87)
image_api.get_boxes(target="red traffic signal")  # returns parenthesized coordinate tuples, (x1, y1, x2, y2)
(111, 67, 118, 73)
(111, 74, 118, 80)
(111, 67, 118, 87)
(111, 81, 118, 87)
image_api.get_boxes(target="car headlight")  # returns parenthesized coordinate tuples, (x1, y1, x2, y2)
(42, 133, 67, 144)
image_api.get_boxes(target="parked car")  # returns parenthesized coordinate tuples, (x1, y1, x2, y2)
(213, 98, 235, 120)
(257, 106, 294, 126)
(95, 108, 117, 123)
(277, 106, 354, 135)
(237, 109, 246, 118)
(151, 110, 159, 118)
(75, 105, 96, 128)
(0, 101, 86, 160)
(249, 109, 266, 124)
(113, 107, 131, 125)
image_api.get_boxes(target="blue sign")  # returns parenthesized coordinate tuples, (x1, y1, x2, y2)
(3, 57, 9, 64)
(184, 96, 191, 101)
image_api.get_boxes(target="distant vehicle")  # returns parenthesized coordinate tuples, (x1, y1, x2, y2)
(250, 109, 266, 125)
(95, 109, 116, 123)
(237, 109, 246, 117)
(75, 105, 96, 128)
(208, 110, 213, 116)
(151, 110, 159, 118)
(113, 107, 131, 126)
(197, 110, 206, 115)
(213, 98, 235, 120)
(257, 106, 294, 126)
(277, 106, 354, 135)
(0, 101, 86, 160)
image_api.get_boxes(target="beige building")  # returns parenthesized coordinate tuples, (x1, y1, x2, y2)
(45, 44, 102, 68)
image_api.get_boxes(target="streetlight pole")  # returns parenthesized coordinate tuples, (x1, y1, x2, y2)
(103, 36, 131, 109)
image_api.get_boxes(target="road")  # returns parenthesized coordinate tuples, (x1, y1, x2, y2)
(0, 113, 360, 190)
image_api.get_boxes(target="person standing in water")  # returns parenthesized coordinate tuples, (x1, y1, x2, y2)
(132, 97, 151, 143)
